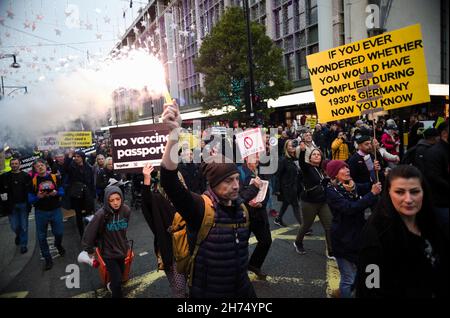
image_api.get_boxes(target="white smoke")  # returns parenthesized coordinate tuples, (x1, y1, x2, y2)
(0, 49, 167, 149)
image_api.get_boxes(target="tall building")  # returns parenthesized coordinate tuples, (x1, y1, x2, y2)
(111, 0, 448, 125)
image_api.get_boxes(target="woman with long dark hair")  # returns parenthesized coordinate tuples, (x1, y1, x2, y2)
(294, 143, 333, 258)
(356, 165, 449, 298)
(274, 139, 302, 227)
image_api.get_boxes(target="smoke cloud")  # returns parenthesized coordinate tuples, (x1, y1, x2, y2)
(0, 49, 167, 149)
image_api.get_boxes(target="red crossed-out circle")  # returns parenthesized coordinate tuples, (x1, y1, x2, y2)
(244, 136, 253, 149)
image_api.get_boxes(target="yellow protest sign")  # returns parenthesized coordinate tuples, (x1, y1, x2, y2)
(179, 133, 200, 149)
(305, 117, 318, 128)
(58, 131, 92, 148)
(307, 24, 430, 122)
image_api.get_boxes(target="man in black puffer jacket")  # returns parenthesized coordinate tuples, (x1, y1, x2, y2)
(160, 100, 259, 298)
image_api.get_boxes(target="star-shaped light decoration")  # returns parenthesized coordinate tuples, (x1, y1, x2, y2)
(54, 28, 61, 36)
(7, 9, 14, 19)
(86, 22, 93, 30)
(64, 7, 73, 17)
(24, 20, 31, 29)
(0, 16, 5, 26)
(133, 26, 139, 34)
(190, 23, 195, 30)
(33, 56, 39, 62)
(140, 20, 146, 28)
(104, 16, 111, 24)
(31, 22, 36, 31)
(190, 32, 195, 37)
(170, 23, 178, 30)
(96, 33, 102, 39)
(154, 28, 160, 35)
(36, 14, 44, 21)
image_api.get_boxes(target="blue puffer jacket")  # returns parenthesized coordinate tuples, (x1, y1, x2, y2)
(326, 183, 377, 264)
(190, 190, 255, 298)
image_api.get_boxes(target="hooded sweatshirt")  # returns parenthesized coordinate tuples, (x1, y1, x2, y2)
(82, 186, 131, 259)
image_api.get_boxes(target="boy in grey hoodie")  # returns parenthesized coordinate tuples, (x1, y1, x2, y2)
(82, 185, 131, 298)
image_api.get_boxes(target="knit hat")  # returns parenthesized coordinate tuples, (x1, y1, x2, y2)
(326, 160, 349, 180)
(201, 155, 239, 188)
(355, 134, 371, 144)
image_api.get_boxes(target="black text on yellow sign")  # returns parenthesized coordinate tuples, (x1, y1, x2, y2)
(307, 24, 430, 122)
(58, 132, 93, 148)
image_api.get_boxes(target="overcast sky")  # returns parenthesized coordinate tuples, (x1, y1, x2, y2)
(0, 0, 149, 94)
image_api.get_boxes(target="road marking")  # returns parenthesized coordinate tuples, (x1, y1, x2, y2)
(0, 291, 29, 298)
(326, 259, 340, 298)
(72, 269, 165, 298)
(249, 224, 299, 245)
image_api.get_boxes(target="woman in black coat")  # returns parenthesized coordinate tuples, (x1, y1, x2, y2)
(274, 139, 302, 227)
(141, 163, 187, 298)
(96, 157, 123, 203)
(294, 143, 333, 257)
(356, 165, 449, 298)
(325, 160, 382, 298)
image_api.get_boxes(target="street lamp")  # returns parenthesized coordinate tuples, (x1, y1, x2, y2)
(243, 0, 255, 118)
(151, 103, 155, 124)
(0, 54, 20, 68)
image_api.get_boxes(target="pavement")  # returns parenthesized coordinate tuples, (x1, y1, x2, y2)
(0, 210, 36, 293)
(0, 208, 76, 293)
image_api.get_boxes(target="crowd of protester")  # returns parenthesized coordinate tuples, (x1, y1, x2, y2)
(0, 107, 448, 298)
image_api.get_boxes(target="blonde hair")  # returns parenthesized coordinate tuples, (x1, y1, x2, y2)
(284, 139, 296, 159)
(105, 157, 113, 167)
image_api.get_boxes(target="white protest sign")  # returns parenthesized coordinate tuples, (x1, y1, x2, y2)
(37, 135, 59, 151)
(235, 128, 265, 159)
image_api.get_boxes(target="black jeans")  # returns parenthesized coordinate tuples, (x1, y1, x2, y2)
(249, 212, 272, 270)
(71, 196, 94, 237)
(279, 201, 302, 225)
(104, 257, 125, 298)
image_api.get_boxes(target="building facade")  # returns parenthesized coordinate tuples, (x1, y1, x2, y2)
(111, 0, 448, 125)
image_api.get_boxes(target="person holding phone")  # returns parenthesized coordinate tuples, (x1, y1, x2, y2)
(325, 160, 382, 298)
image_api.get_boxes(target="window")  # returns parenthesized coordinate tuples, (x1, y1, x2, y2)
(284, 35, 294, 51)
(298, 48, 308, 79)
(308, 25, 318, 44)
(286, 53, 296, 81)
(308, 0, 318, 25)
(308, 44, 319, 54)
(285, 2, 294, 35)
(275, 9, 282, 38)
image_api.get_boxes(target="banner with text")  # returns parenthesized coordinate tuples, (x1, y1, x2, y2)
(58, 131, 93, 148)
(307, 24, 430, 122)
(37, 135, 59, 151)
(110, 124, 170, 173)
